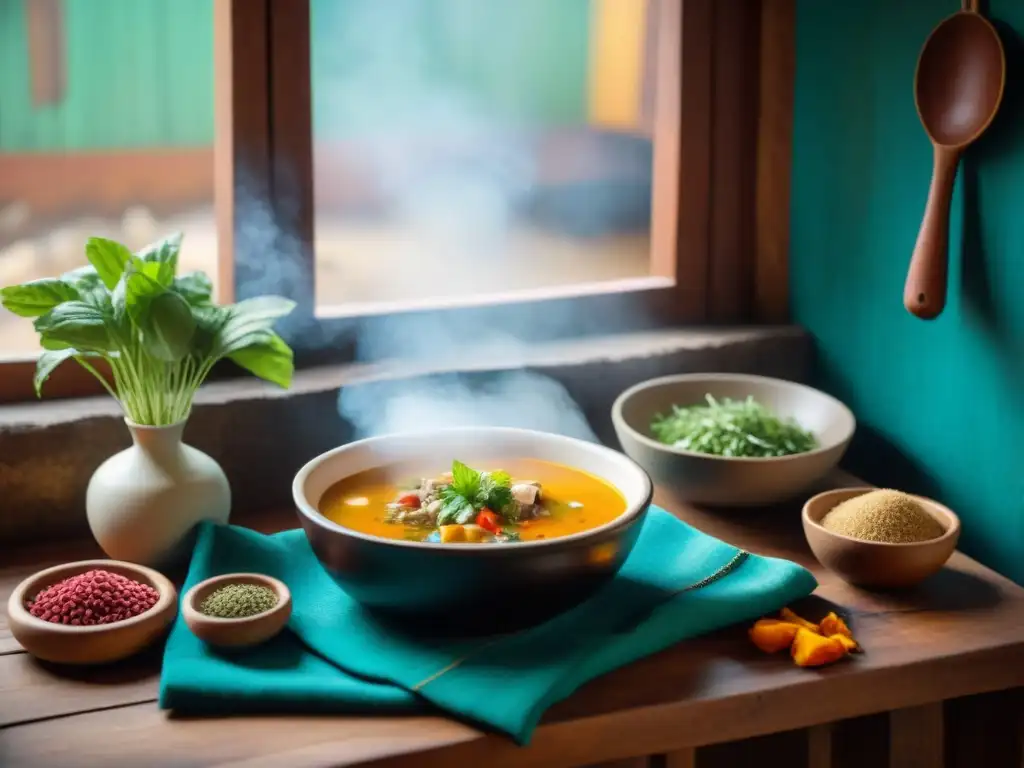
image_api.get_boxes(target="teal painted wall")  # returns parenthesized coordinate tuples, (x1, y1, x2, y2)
(791, 1, 1024, 582)
(0, 0, 215, 151)
(0, 0, 590, 152)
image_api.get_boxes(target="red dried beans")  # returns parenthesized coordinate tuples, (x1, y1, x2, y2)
(27, 568, 159, 626)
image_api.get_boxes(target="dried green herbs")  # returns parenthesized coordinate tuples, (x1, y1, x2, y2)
(200, 583, 278, 618)
(650, 394, 817, 458)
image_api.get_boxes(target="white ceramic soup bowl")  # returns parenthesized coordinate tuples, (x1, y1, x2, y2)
(293, 427, 653, 630)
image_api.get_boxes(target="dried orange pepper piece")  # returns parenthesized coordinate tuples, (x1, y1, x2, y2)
(749, 619, 802, 653)
(791, 628, 849, 667)
(819, 611, 853, 639)
(779, 607, 820, 632)
(829, 633, 859, 653)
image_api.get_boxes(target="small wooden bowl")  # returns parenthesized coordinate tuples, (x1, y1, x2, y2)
(7, 560, 178, 665)
(182, 573, 291, 648)
(803, 487, 961, 589)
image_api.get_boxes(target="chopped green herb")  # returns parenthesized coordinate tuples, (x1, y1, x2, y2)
(437, 459, 515, 526)
(650, 394, 816, 458)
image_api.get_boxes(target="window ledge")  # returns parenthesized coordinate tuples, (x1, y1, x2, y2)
(0, 325, 810, 546)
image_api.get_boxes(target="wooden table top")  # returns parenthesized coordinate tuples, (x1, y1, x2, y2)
(3, 472, 1024, 768)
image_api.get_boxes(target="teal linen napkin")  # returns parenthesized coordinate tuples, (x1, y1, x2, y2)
(159, 507, 816, 743)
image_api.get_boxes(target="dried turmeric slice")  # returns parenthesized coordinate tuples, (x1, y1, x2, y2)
(749, 619, 802, 653)
(829, 634, 859, 653)
(779, 607, 820, 632)
(819, 611, 853, 639)
(791, 628, 849, 667)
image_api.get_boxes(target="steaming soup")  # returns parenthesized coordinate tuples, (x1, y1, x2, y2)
(319, 458, 627, 544)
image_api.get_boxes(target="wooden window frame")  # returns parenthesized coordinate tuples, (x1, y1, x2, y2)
(0, 0, 793, 402)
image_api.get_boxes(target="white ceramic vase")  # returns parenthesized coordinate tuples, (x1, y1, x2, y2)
(86, 419, 231, 568)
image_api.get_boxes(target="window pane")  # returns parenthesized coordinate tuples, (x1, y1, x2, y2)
(311, 0, 658, 313)
(0, 0, 217, 357)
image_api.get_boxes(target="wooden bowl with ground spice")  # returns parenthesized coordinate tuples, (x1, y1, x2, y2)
(7, 560, 178, 664)
(182, 573, 291, 648)
(803, 488, 960, 588)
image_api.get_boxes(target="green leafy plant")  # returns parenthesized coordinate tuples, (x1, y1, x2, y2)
(0, 232, 296, 426)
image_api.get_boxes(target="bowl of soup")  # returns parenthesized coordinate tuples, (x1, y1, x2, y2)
(292, 427, 653, 628)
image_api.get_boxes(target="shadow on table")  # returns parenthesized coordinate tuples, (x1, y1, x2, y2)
(33, 639, 165, 684)
(859, 565, 1005, 613)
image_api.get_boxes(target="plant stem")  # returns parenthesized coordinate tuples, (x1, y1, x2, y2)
(74, 357, 120, 403)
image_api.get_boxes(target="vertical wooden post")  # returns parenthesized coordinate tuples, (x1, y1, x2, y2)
(890, 703, 945, 768)
(807, 724, 834, 768)
(754, 0, 795, 323)
(665, 748, 697, 768)
(214, 0, 272, 305)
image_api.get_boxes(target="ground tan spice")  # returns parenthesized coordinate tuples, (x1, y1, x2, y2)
(821, 489, 946, 543)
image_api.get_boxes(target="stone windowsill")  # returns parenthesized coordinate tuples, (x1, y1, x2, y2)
(0, 325, 811, 545)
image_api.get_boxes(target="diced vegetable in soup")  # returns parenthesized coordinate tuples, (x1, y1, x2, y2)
(318, 459, 627, 544)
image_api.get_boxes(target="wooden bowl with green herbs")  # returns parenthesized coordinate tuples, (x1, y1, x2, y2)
(182, 573, 291, 648)
(611, 373, 856, 506)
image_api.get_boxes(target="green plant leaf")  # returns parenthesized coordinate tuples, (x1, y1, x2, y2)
(61, 265, 110, 308)
(450, 460, 481, 498)
(137, 290, 195, 362)
(227, 332, 294, 388)
(137, 232, 182, 276)
(174, 271, 213, 305)
(190, 304, 231, 357)
(212, 296, 296, 357)
(33, 301, 114, 353)
(85, 237, 132, 290)
(140, 258, 175, 289)
(34, 348, 77, 396)
(112, 259, 166, 325)
(0, 278, 80, 317)
(39, 336, 72, 351)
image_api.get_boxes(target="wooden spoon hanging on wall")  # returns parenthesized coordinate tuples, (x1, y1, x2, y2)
(906, 0, 1005, 320)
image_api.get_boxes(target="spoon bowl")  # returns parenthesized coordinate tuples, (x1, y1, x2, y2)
(906, 3, 1005, 320)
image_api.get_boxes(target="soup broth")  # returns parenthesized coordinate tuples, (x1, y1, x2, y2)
(319, 458, 627, 544)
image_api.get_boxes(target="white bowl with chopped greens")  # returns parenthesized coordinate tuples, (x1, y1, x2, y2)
(611, 373, 856, 506)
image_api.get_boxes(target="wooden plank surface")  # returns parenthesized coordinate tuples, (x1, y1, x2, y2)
(3, 473, 1024, 768)
(807, 724, 834, 768)
(890, 703, 944, 768)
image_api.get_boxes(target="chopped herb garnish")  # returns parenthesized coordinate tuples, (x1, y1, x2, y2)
(437, 459, 516, 526)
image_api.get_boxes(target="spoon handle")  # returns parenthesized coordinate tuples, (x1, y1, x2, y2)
(962, 0, 979, 12)
(904, 144, 960, 320)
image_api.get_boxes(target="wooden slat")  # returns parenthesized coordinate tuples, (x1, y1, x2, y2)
(664, 748, 696, 768)
(215, 0, 271, 306)
(890, 703, 944, 768)
(754, 0, 795, 323)
(649, 0, 684, 282)
(707, 0, 760, 322)
(0, 647, 160, 727)
(583, 758, 649, 768)
(263, 0, 315, 310)
(807, 723, 834, 768)
(668, 0, 713, 320)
